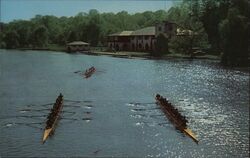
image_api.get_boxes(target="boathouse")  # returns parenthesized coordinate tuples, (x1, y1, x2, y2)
(130, 26, 156, 52)
(107, 31, 133, 51)
(107, 21, 178, 52)
(67, 41, 90, 52)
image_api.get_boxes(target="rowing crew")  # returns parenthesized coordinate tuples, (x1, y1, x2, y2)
(85, 66, 95, 74)
(46, 93, 63, 129)
(155, 94, 188, 125)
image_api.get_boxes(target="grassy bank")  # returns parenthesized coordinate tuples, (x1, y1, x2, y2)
(6, 44, 221, 61)
(86, 51, 220, 61)
(162, 53, 220, 60)
(17, 44, 66, 52)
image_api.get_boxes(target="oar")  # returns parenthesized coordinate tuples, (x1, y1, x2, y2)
(0, 115, 47, 119)
(82, 118, 92, 121)
(25, 124, 43, 130)
(5, 122, 44, 130)
(62, 111, 76, 114)
(158, 122, 170, 126)
(93, 149, 102, 155)
(15, 122, 44, 125)
(24, 115, 47, 118)
(84, 105, 93, 108)
(83, 111, 92, 114)
(132, 107, 160, 111)
(19, 108, 51, 112)
(149, 114, 165, 117)
(129, 102, 155, 105)
(130, 113, 147, 118)
(74, 70, 81, 73)
(149, 114, 167, 121)
(63, 105, 81, 108)
(26, 103, 53, 107)
(64, 99, 92, 103)
(61, 118, 78, 121)
(64, 104, 93, 108)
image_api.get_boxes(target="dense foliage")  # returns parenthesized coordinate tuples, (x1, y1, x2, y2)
(155, 34, 169, 56)
(0, 9, 167, 48)
(0, 0, 249, 66)
(185, 0, 249, 66)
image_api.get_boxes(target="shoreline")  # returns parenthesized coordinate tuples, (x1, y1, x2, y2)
(4, 47, 221, 61)
(1, 48, 249, 71)
(79, 50, 221, 61)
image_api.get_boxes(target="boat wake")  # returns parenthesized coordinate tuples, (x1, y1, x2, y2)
(2, 97, 96, 142)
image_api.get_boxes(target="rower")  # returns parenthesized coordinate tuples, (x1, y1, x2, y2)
(181, 116, 188, 123)
(50, 107, 56, 113)
(155, 94, 160, 100)
(52, 103, 58, 109)
(46, 119, 52, 127)
(59, 93, 63, 98)
(159, 96, 164, 102)
(47, 114, 53, 119)
(48, 114, 54, 121)
(174, 108, 179, 113)
(56, 97, 61, 103)
(163, 98, 169, 105)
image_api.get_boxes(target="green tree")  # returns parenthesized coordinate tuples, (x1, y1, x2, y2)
(55, 32, 67, 45)
(0, 9, 168, 49)
(31, 25, 48, 47)
(4, 31, 19, 48)
(67, 31, 78, 43)
(16, 21, 32, 47)
(219, 7, 249, 66)
(85, 9, 101, 46)
(155, 34, 169, 56)
(0, 23, 6, 48)
(167, 2, 209, 55)
(169, 36, 192, 54)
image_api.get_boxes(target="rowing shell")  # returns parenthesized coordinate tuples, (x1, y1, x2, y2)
(84, 68, 96, 78)
(42, 96, 63, 143)
(156, 96, 198, 143)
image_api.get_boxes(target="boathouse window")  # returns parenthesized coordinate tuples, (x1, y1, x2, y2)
(123, 44, 128, 50)
(115, 44, 119, 51)
(132, 43, 135, 50)
(145, 43, 149, 51)
(138, 43, 142, 49)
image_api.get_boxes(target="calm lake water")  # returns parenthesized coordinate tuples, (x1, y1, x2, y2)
(0, 49, 249, 157)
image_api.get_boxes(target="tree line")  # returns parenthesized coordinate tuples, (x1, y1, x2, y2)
(186, 0, 249, 66)
(0, 0, 249, 66)
(0, 9, 168, 48)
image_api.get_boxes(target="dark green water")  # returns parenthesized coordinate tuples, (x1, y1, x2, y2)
(0, 49, 249, 157)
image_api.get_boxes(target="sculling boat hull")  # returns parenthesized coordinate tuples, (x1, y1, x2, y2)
(84, 68, 95, 78)
(183, 128, 199, 144)
(156, 97, 198, 143)
(42, 96, 63, 143)
(42, 128, 52, 143)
